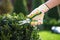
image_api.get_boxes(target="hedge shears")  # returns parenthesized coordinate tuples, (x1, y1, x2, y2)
(18, 12, 42, 25)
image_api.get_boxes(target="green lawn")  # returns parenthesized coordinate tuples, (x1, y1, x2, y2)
(38, 31, 60, 40)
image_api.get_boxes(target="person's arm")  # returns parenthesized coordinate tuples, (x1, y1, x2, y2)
(27, 0, 60, 26)
(37, 0, 60, 13)
(27, 0, 60, 18)
(45, 0, 60, 9)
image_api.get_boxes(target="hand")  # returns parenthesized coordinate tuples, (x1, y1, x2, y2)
(30, 13, 44, 26)
(27, 4, 49, 26)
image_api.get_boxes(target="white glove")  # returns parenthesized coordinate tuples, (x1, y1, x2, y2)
(27, 4, 49, 26)
(31, 13, 44, 26)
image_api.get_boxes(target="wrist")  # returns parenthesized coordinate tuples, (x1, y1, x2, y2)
(45, 0, 60, 9)
(37, 4, 49, 13)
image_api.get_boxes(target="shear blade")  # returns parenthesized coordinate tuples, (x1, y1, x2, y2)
(18, 20, 28, 25)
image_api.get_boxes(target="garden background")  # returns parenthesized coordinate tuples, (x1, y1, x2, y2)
(0, 0, 60, 40)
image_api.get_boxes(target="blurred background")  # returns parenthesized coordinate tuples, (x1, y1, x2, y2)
(0, 0, 60, 40)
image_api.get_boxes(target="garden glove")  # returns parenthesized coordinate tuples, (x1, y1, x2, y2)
(27, 4, 49, 26)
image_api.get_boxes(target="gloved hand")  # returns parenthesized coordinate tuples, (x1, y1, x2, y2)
(31, 13, 44, 26)
(27, 4, 49, 26)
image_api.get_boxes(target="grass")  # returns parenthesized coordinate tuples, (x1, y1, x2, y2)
(38, 31, 60, 40)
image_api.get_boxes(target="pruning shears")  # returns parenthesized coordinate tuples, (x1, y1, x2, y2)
(18, 18, 31, 25)
(18, 12, 42, 25)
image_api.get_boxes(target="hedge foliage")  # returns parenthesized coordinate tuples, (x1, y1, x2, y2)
(0, 13, 40, 40)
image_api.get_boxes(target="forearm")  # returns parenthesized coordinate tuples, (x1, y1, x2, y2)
(37, 0, 60, 13)
(45, 0, 60, 9)
(28, 0, 60, 18)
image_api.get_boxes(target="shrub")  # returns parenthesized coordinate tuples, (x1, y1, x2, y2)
(0, 13, 40, 40)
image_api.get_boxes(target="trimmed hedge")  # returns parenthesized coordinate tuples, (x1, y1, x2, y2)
(0, 13, 40, 40)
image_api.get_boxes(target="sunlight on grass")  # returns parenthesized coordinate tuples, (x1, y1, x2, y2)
(38, 31, 60, 40)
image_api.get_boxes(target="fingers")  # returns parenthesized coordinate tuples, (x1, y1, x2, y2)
(30, 13, 44, 26)
(32, 14, 44, 21)
(38, 20, 43, 25)
(31, 21, 38, 26)
(31, 20, 43, 26)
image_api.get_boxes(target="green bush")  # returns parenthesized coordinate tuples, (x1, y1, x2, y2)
(0, 13, 40, 40)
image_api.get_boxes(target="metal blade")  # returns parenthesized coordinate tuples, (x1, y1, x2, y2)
(18, 18, 30, 25)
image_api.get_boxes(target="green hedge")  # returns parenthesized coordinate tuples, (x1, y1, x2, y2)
(0, 13, 40, 40)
